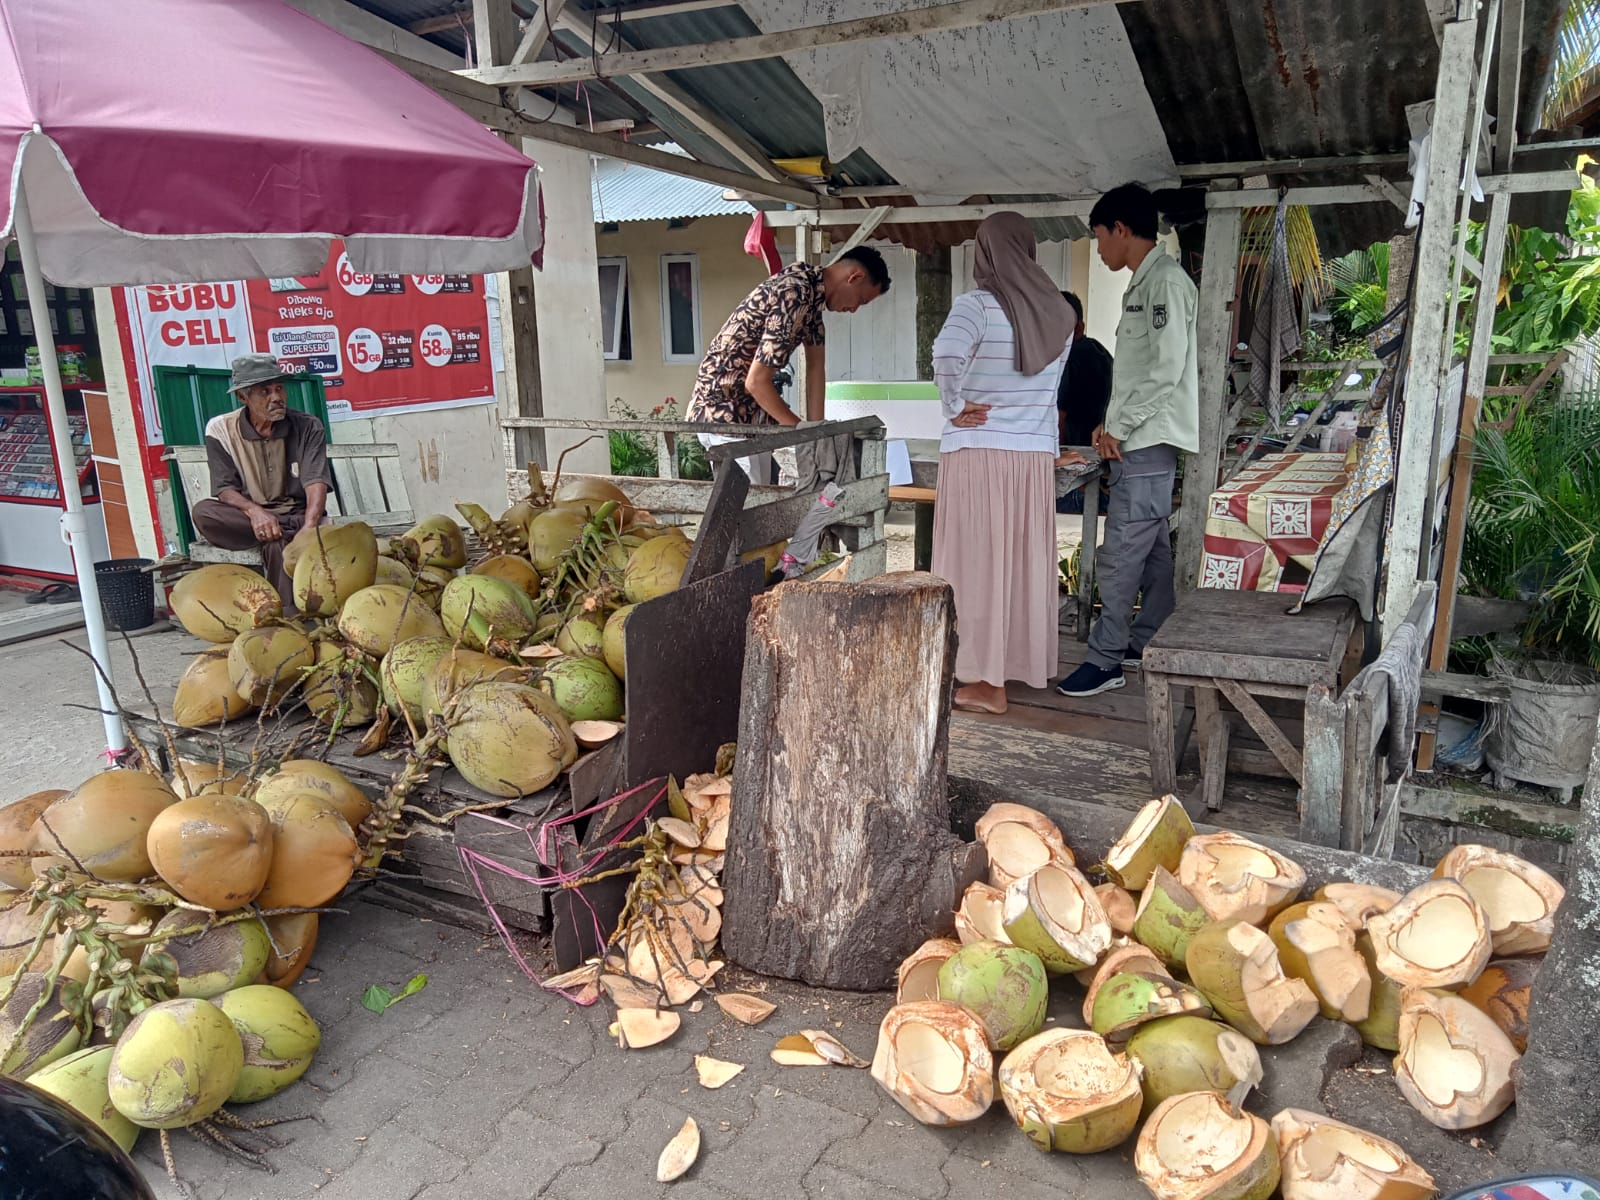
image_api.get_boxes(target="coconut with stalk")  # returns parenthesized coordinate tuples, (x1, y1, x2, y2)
(0, 788, 64, 890)
(168, 563, 281, 643)
(211, 985, 322, 1103)
(27, 1044, 141, 1153)
(172, 647, 256, 728)
(145, 793, 273, 912)
(444, 681, 578, 797)
(227, 625, 315, 708)
(107, 998, 245, 1130)
(34, 770, 179, 883)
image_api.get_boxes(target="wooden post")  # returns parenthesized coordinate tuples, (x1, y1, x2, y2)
(1174, 205, 1242, 590)
(721, 573, 985, 989)
(1498, 716, 1600, 1163)
(915, 247, 952, 379)
(1299, 685, 1343, 846)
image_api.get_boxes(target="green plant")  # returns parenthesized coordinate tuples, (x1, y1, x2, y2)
(677, 435, 711, 481)
(608, 429, 659, 477)
(1324, 243, 1391, 338)
(1544, 0, 1600, 127)
(1461, 394, 1600, 669)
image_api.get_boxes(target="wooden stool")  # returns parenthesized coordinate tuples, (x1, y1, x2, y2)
(1141, 589, 1358, 811)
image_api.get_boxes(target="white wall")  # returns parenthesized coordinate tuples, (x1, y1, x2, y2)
(823, 242, 920, 382)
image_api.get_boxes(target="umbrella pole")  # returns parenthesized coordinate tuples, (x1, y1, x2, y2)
(12, 186, 127, 757)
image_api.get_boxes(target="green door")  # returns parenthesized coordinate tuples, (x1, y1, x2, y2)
(153, 366, 330, 552)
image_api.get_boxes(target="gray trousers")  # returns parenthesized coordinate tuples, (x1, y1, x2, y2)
(1086, 444, 1178, 670)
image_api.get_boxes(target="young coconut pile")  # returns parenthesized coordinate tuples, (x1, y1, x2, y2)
(0, 751, 374, 1184)
(865, 798, 1565, 1200)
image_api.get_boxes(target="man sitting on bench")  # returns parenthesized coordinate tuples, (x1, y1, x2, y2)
(191, 354, 331, 606)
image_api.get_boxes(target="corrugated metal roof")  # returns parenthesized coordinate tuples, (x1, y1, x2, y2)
(592, 148, 755, 221)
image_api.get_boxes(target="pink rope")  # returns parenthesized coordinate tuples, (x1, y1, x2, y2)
(457, 778, 669, 1002)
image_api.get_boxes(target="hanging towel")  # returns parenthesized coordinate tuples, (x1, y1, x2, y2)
(1241, 197, 1302, 431)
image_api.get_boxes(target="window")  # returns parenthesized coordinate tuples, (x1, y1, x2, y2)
(660, 254, 701, 364)
(598, 257, 631, 361)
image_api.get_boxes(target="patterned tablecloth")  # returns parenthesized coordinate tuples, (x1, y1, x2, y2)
(1200, 452, 1351, 593)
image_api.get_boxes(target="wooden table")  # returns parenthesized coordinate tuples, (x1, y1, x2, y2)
(1142, 589, 1358, 810)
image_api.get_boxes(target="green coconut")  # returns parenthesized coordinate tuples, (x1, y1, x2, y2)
(1090, 972, 1214, 1046)
(291, 522, 379, 616)
(144, 910, 271, 999)
(623, 535, 690, 605)
(1001, 863, 1112, 975)
(1185, 919, 1320, 1046)
(169, 563, 282, 643)
(227, 625, 315, 707)
(108, 998, 244, 1129)
(440, 574, 538, 650)
(36, 770, 178, 883)
(172, 646, 256, 728)
(380, 635, 456, 725)
(997, 1028, 1145, 1154)
(527, 506, 588, 574)
(27, 1045, 140, 1152)
(1132, 866, 1212, 969)
(1352, 932, 1405, 1050)
(413, 564, 455, 610)
(212, 985, 322, 1103)
(603, 604, 634, 680)
(422, 648, 526, 720)
(0, 972, 82, 1076)
(934, 940, 1048, 1051)
(539, 655, 624, 722)
(337, 584, 447, 658)
(401, 515, 468, 569)
(1123, 1015, 1264, 1117)
(446, 682, 578, 797)
(555, 612, 607, 660)
(470, 554, 541, 603)
(373, 555, 415, 587)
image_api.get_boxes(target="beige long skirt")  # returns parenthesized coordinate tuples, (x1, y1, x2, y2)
(931, 447, 1059, 689)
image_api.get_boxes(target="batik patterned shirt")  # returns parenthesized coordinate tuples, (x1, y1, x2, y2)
(688, 263, 826, 424)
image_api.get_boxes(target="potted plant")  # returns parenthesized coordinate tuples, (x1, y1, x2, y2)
(1460, 395, 1600, 797)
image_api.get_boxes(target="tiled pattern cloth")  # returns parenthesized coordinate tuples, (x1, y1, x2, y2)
(1201, 451, 1351, 592)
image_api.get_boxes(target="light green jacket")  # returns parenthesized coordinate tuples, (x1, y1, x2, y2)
(1102, 249, 1200, 454)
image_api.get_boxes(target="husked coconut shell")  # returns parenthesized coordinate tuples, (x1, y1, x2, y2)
(227, 625, 315, 707)
(1185, 919, 1319, 1046)
(172, 647, 255, 728)
(1457, 956, 1539, 1053)
(1393, 986, 1519, 1130)
(1267, 902, 1371, 1023)
(870, 1001, 994, 1127)
(1270, 1108, 1435, 1200)
(1095, 883, 1138, 935)
(1135, 1091, 1280, 1200)
(446, 681, 578, 797)
(470, 554, 541, 603)
(0, 972, 81, 1076)
(1104, 795, 1194, 890)
(570, 719, 623, 750)
(441, 574, 539, 650)
(380, 635, 456, 726)
(623, 535, 690, 605)
(1081, 946, 1171, 1026)
(26, 1044, 140, 1152)
(0, 789, 64, 889)
(1000, 863, 1112, 975)
(1351, 932, 1405, 1051)
(338, 584, 447, 658)
(170, 563, 281, 643)
(954, 881, 1011, 946)
(1090, 972, 1213, 1046)
(144, 910, 272, 999)
(211, 984, 322, 1103)
(146, 794, 274, 911)
(170, 758, 247, 798)
(255, 759, 372, 832)
(400, 515, 468, 570)
(897, 938, 963, 1004)
(603, 604, 634, 680)
(1433, 843, 1565, 956)
(292, 521, 378, 616)
(935, 940, 1049, 1051)
(261, 912, 320, 989)
(36, 770, 178, 882)
(997, 1028, 1144, 1153)
(1365, 879, 1493, 990)
(1312, 882, 1401, 931)
(1124, 1015, 1263, 1117)
(974, 802, 1074, 889)
(1177, 831, 1305, 926)
(1132, 867, 1211, 968)
(108, 998, 244, 1129)
(253, 792, 360, 909)
(555, 476, 634, 517)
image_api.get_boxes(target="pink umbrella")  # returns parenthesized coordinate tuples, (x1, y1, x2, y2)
(1, 0, 544, 754)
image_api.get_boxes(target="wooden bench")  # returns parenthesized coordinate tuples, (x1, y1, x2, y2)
(167, 442, 414, 566)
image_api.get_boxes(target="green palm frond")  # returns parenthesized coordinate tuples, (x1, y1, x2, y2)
(1239, 205, 1327, 304)
(1543, 0, 1600, 126)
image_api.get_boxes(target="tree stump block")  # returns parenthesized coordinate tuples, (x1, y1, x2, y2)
(721, 571, 983, 990)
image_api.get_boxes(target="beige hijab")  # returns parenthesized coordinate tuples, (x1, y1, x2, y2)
(973, 211, 1073, 376)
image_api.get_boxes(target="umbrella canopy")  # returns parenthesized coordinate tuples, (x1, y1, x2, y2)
(0, 0, 545, 755)
(0, 0, 542, 284)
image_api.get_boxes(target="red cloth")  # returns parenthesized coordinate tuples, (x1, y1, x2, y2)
(744, 212, 782, 276)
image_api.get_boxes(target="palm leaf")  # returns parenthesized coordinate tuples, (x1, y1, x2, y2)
(1543, 0, 1600, 126)
(1239, 205, 1327, 304)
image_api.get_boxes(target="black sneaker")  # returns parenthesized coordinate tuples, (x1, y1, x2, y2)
(1056, 661, 1127, 698)
(1123, 646, 1143, 669)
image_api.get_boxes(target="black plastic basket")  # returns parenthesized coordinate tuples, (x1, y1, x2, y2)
(94, 558, 154, 631)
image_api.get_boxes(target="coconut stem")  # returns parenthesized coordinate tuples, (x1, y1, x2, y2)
(56, 637, 164, 772)
(358, 722, 448, 871)
(160, 1130, 197, 1200)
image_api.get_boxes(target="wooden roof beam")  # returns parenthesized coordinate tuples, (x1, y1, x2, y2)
(460, 0, 1126, 88)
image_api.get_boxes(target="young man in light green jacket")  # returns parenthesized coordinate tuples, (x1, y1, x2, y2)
(1058, 183, 1199, 698)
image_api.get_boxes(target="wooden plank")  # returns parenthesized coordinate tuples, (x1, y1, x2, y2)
(1199, 701, 1231, 813)
(682, 461, 750, 584)
(1299, 684, 1344, 847)
(1077, 474, 1100, 640)
(702, 416, 885, 463)
(468, 0, 1124, 86)
(1145, 670, 1177, 795)
(737, 475, 889, 551)
(1363, 777, 1405, 859)
(1215, 676, 1304, 784)
(889, 486, 937, 503)
(1176, 205, 1242, 589)
(1340, 672, 1389, 851)
(1421, 669, 1512, 703)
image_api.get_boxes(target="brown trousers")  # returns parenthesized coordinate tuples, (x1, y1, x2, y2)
(190, 499, 306, 606)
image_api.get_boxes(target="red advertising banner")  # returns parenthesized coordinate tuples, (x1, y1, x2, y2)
(245, 242, 496, 420)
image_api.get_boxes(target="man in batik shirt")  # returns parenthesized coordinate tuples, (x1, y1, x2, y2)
(688, 247, 890, 476)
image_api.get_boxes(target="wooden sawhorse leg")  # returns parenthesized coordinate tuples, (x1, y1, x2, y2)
(1194, 683, 1231, 812)
(1145, 669, 1178, 795)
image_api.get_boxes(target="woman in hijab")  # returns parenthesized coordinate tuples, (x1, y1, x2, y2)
(932, 211, 1076, 715)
